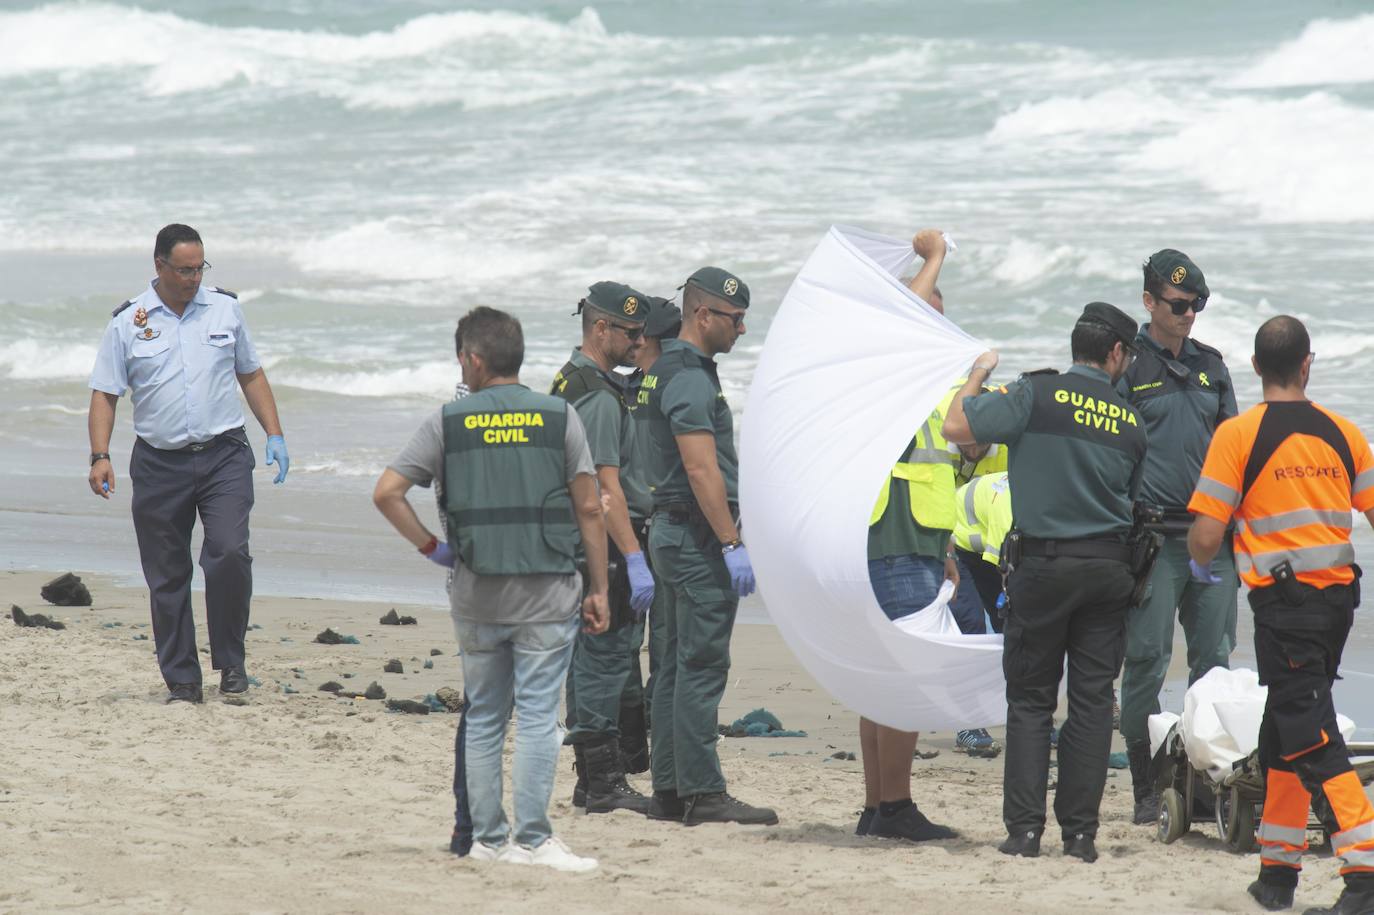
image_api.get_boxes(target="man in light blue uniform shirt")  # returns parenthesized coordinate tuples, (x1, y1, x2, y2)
(87, 223, 289, 704)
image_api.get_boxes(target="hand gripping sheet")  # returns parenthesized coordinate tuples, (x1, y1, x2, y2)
(739, 225, 1005, 731)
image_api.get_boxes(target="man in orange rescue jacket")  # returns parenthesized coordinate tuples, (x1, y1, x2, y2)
(1187, 315, 1374, 915)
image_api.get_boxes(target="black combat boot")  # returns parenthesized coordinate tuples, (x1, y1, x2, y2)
(572, 743, 588, 809)
(583, 739, 650, 815)
(618, 701, 650, 774)
(1127, 739, 1158, 825)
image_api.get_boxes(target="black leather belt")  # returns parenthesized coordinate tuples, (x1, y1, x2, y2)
(653, 501, 739, 524)
(155, 426, 246, 453)
(1020, 535, 1132, 563)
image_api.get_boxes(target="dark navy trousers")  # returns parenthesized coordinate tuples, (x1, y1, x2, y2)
(129, 432, 254, 687)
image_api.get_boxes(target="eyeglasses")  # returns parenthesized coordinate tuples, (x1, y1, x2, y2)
(706, 307, 746, 330)
(159, 258, 212, 279)
(607, 321, 644, 341)
(1155, 292, 1205, 316)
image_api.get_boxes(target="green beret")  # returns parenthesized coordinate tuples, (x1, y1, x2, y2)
(1077, 301, 1138, 347)
(1146, 249, 1209, 299)
(583, 281, 649, 324)
(644, 295, 682, 339)
(683, 266, 749, 310)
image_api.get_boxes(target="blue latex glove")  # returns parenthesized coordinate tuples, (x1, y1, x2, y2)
(1189, 558, 1222, 585)
(265, 435, 289, 484)
(625, 551, 655, 618)
(723, 545, 756, 598)
(428, 542, 455, 569)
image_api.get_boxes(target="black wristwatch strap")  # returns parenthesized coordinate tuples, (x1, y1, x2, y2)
(90, 452, 111, 466)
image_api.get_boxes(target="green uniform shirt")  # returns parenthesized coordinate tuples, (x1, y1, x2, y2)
(964, 364, 1147, 540)
(1117, 327, 1237, 511)
(867, 474, 952, 560)
(640, 338, 738, 505)
(620, 371, 653, 521)
(561, 348, 625, 469)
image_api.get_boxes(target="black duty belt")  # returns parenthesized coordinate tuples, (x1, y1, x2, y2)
(153, 426, 247, 454)
(1020, 535, 1132, 564)
(653, 501, 739, 525)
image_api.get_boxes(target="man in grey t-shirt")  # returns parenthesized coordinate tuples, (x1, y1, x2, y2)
(374, 307, 609, 873)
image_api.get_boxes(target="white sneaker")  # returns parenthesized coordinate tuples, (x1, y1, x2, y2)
(528, 836, 598, 873)
(497, 843, 533, 865)
(468, 841, 505, 862)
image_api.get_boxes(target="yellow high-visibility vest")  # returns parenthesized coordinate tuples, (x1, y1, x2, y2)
(869, 387, 961, 531)
(953, 471, 1013, 566)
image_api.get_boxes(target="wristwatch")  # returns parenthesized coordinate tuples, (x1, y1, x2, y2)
(721, 539, 744, 554)
(90, 452, 111, 466)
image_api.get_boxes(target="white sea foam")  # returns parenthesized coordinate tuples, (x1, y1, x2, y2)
(0, 3, 651, 110)
(1228, 14, 1374, 88)
(1134, 92, 1374, 223)
(291, 219, 549, 285)
(273, 360, 458, 398)
(988, 87, 1178, 141)
(0, 340, 98, 380)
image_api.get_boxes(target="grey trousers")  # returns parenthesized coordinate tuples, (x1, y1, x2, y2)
(130, 432, 255, 687)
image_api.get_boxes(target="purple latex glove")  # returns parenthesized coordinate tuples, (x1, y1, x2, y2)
(1189, 557, 1221, 584)
(625, 551, 655, 618)
(427, 542, 455, 569)
(723, 545, 756, 598)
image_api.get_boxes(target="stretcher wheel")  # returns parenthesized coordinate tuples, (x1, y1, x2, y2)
(1159, 787, 1188, 844)
(1215, 788, 1234, 844)
(1230, 789, 1257, 854)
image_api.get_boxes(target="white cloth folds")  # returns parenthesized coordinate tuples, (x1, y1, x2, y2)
(740, 225, 1005, 731)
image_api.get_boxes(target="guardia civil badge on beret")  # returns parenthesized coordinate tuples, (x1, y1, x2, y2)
(623, 296, 639, 316)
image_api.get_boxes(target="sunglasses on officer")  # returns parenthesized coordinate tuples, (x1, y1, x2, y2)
(607, 321, 644, 341)
(706, 307, 746, 330)
(1153, 290, 1206, 316)
(158, 258, 212, 279)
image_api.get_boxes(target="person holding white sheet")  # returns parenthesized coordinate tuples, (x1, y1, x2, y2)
(856, 228, 969, 842)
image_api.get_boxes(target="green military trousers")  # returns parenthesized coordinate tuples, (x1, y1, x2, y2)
(1119, 535, 1239, 744)
(565, 623, 638, 744)
(648, 514, 739, 798)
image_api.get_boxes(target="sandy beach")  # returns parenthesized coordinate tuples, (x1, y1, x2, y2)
(5, 568, 1364, 915)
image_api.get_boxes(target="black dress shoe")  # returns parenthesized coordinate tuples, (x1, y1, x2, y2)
(1063, 832, 1098, 863)
(220, 667, 249, 694)
(998, 829, 1041, 857)
(167, 683, 203, 704)
(1247, 879, 1295, 911)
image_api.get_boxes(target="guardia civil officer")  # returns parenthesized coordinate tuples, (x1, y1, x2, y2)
(640, 267, 777, 826)
(1187, 316, 1374, 915)
(551, 281, 656, 815)
(87, 224, 289, 704)
(374, 306, 609, 872)
(1117, 249, 1239, 825)
(944, 302, 1147, 864)
(618, 295, 683, 771)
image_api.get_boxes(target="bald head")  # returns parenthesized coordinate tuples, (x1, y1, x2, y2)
(1254, 315, 1310, 388)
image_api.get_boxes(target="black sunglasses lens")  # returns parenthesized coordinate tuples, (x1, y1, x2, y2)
(1168, 297, 1203, 316)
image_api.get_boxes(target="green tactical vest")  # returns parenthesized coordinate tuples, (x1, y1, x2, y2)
(550, 357, 624, 411)
(442, 384, 576, 576)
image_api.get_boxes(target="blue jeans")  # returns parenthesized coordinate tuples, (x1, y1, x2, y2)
(455, 615, 578, 848)
(868, 553, 945, 621)
(868, 552, 988, 633)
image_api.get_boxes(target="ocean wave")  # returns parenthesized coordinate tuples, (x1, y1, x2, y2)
(0, 339, 98, 380)
(1227, 14, 1374, 88)
(272, 360, 458, 398)
(0, 3, 651, 110)
(978, 240, 1137, 287)
(988, 86, 1180, 141)
(290, 219, 548, 284)
(1133, 92, 1374, 223)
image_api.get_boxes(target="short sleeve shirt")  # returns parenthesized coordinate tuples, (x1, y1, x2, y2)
(642, 339, 738, 503)
(88, 282, 261, 449)
(388, 402, 595, 625)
